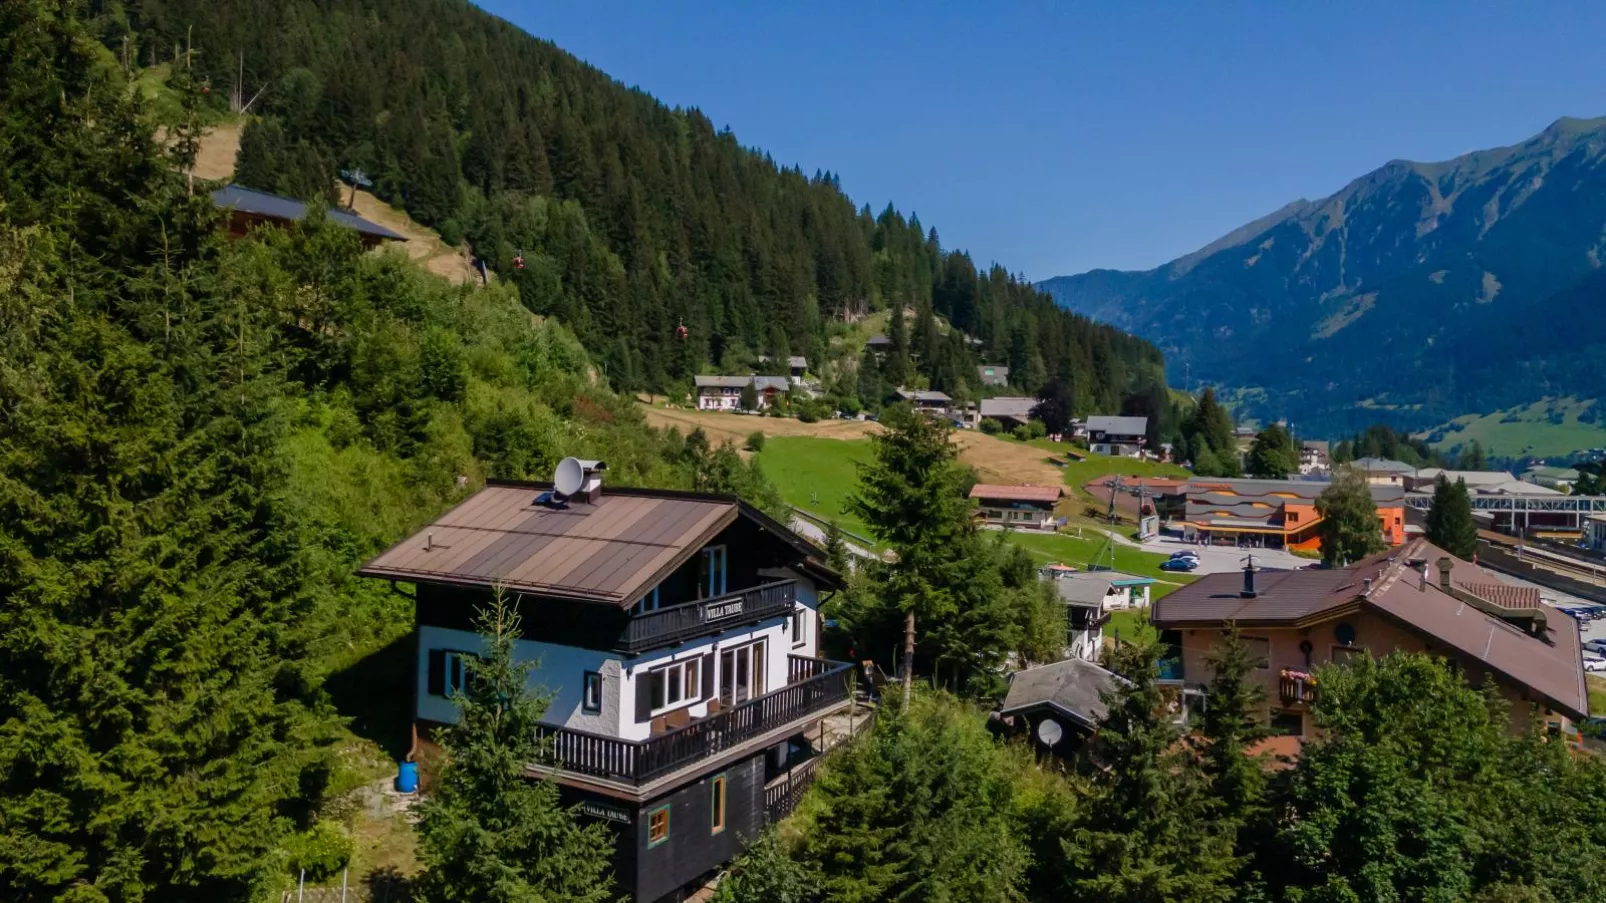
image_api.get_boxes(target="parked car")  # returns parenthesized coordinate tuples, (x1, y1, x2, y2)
(1170, 550, 1201, 561)
(1585, 639, 1606, 656)
(1585, 658, 1606, 673)
(1161, 557, 1200, 572)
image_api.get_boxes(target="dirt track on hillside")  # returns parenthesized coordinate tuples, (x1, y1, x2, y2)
(639, 404, 1065, 486)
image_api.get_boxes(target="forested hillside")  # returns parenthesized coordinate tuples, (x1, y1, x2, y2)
(105, 0, 1165, 410)
(0, 4, 777, 897)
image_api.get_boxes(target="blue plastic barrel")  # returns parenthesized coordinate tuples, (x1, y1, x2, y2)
(396, 761, 419, 794)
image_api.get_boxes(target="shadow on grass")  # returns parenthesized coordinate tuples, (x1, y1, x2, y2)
(325, 631, 415, 763)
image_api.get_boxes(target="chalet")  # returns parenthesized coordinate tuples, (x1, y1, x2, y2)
(969, 483, 1062, 530)
(1298, 440, 1330, 475)
(1085, 415, 1148, 457)
(1151, 541, 1587, 743)
(992, 658, 1121, 756)
(865, 335, 893, 353)
(693, 375, 788, 411)
(210, 184, 405, 248)
(977, 365, 1010, 387)
(1184, 477, 1407, 553)
(787, 356, 808, 382)
(977, 396, 1036, 430)
(896, 388, 952, 416)
(359, 460, 855, 902)
(1351, 457, 1415, 485)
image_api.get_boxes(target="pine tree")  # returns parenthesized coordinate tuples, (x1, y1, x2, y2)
(1245, 423, 1298, 478)
(1426, 476, 1479, 559)
(1316, 465, 1387, 566)
(824, 520, 850, 575)
(1198, 627, 1270, 892)
(415, 592, 614, 903)
(1458, 439, 1487, 471)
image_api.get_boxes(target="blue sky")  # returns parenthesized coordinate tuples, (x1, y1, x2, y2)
(479, 2, 1606, 279)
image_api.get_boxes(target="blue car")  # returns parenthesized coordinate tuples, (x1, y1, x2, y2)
(1161, 557, 1199, 572)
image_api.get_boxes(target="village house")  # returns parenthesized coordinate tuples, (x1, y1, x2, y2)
(896, 388, 953, 417)
(1351, 456, 1416, 485)
(976, 396, 1036, 430)
(1298, 440, 1330, 475)
(1150, 541, 1587, 745)
(787, 356, 808, 383)
(969, 483, 1062, 530)
(211, 183, 405, 247)
(990, 658, 1121, 758)
(1183, 477, 1407, 553)
(1086, 415, 1148, 457)
(693, 375, 789, 411)
(977, 364, 1010, 387)
(359, 460, 855, 902)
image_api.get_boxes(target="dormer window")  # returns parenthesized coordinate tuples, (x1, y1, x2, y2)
(700, 545, 728, 598)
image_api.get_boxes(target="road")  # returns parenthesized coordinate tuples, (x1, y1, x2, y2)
(1132, 535, 1310, 574)
(790, 516, 879, 563)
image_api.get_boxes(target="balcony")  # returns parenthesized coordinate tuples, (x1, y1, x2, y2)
(615, 579, 797, 654)
(1279, 671, 1317, 706)
(535, 655, 854, 789)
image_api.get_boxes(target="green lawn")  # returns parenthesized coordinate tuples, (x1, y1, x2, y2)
(1425, 397, 1606, 458)
(1001, 529, 1197, 599)
(1107, 608, 1157, 644)
(754, 436, 875, 541)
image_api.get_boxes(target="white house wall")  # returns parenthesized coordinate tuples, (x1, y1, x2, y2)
(416, 574, 822, 743)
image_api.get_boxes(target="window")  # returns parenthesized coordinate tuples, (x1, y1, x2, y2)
(1242, 636, 1271, 669)
(648, 658, 702, 713)
(700, 545, 728, 597)
(1270, 710, 1304, 737)
(633, 586, 661, 615)
(582, 671, 603, 714)
(648, 805, 670, 848)
(791, 607, 807, 648)
(719, 639, 767, 706)
(443, 651, 469, 696)
(710, 774, 727, 834)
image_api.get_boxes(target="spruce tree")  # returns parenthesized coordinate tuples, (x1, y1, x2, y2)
(414, 592, 614, 903)
(1315, 465, 1387, 566)
(1426, 475, 1479, 559)
(1245, 423, 1298, 478)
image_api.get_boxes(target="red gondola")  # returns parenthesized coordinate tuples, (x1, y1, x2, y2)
(674, 319, 688, 340)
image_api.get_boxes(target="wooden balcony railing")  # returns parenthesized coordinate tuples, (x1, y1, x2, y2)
(616, 579, 797, 654)
(1279, 673, 1317, 706)
(535, 656, 853, 787)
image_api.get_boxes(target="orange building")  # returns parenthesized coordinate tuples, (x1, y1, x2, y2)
(1183, 478, 1406, 552)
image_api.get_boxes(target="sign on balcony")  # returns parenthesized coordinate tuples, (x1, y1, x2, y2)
(705, 598, 745, 621)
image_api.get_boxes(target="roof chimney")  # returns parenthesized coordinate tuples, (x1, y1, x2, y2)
(1436, 556, 1453, 592)
(1240, 554, 1258, 599)
(1363, 577, 1373, 594)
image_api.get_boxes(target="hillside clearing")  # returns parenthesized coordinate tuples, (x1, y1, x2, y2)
(1424, 397, 1606, 458)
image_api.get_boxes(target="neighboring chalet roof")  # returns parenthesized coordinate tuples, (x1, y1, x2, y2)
(1054, 577, 1116, 607)
(865, 335, 893, 349)
(978, 364, 1009, 378)
(211, 184, 406, 241)
(978, 396, 1036, 419)
(1085, 415, 1148, 436)
(1086, 570, 1155, 586)
(998, 658, 1122, 729)
(1525, 466, 1581, 481)
(897, 389, 952, 403)
(694, 375, 750, 389)
(1187, 477, 1405, 504)
(1351, 456, 1415, 474)
(359, 481, 842, 606)
(1410, 467, 1515, 486)
(1151, 540, 1587, 719)
(787, 355, 808, 369)
(969, 483, 1062, 504)
(1301, 440, 1330, 453)
(752, 376, 791, 392)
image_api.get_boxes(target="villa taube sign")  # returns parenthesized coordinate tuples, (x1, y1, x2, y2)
(704, 597, 745, 621)
(580, 801, 632, 823)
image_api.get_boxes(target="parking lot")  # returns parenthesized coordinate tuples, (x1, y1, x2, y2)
(1135, 536, 1310, 575)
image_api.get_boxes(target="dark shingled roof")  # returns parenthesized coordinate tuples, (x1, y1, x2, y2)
(998, 658, 1122, 729)
(211, 184, 406, 240)
(1153, 540, 1587, 720)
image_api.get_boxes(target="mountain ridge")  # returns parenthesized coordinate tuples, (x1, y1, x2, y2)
(1040, 115, 1606, 438)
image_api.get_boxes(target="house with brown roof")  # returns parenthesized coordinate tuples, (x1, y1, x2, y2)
(359, 459, 852, 903)
(970, 483, 1062, 530)
(1150, 540, 1587, 745)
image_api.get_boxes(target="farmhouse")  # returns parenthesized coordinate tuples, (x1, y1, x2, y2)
(1086, 415, 1148, 457)
(1151, 542, 1586, 743)
(896, 388, 952, 416)
(977, 396, 1036, 430)
(693, 375, 789, 411)
(969, 483, 1062, 530)
(359, 461, 855, 902)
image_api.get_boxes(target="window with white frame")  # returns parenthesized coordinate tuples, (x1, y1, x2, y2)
(647, 657, 702, 713)
(582, 671, 603, 714)
(699, 545, 728, 597)
(791, 606, 807, 648)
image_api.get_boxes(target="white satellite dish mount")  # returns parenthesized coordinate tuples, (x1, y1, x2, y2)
(553, 457, 607, 504)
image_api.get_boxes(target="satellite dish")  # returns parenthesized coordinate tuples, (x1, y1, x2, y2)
(553, 457, 586, 498)
(1036, 718, 1065, 748)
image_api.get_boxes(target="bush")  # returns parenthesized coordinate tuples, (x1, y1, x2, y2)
(1026, 419, 1047, 439)
(1012, 424, 1032, 441)
(283, 821, 352, 883)
(437, 218, 465, 246)
(745, 431, 766, 452)
(979, 417, 1003, 435)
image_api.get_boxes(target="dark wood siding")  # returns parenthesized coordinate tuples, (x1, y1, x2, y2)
(633, 754, 767, 903)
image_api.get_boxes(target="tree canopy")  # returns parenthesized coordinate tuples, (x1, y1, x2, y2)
(1425, 476, 1479, 559)
(1245, 423, 1298, 478)
(1315, 465, 1386, 566)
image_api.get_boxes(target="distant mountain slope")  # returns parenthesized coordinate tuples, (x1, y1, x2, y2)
(1041, 117, 1606, 436)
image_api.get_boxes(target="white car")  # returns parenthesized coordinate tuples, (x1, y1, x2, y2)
(1585, 658, 1606, 673)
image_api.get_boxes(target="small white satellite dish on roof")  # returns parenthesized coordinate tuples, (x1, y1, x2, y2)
(1036, 717, 1064, 748)
(554, 457, 586, 498)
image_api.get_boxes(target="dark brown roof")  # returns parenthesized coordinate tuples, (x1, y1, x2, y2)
(969, 483, 1062, 503)
(1153, 541, 1587, 720)
(359, 482, 833, 605)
